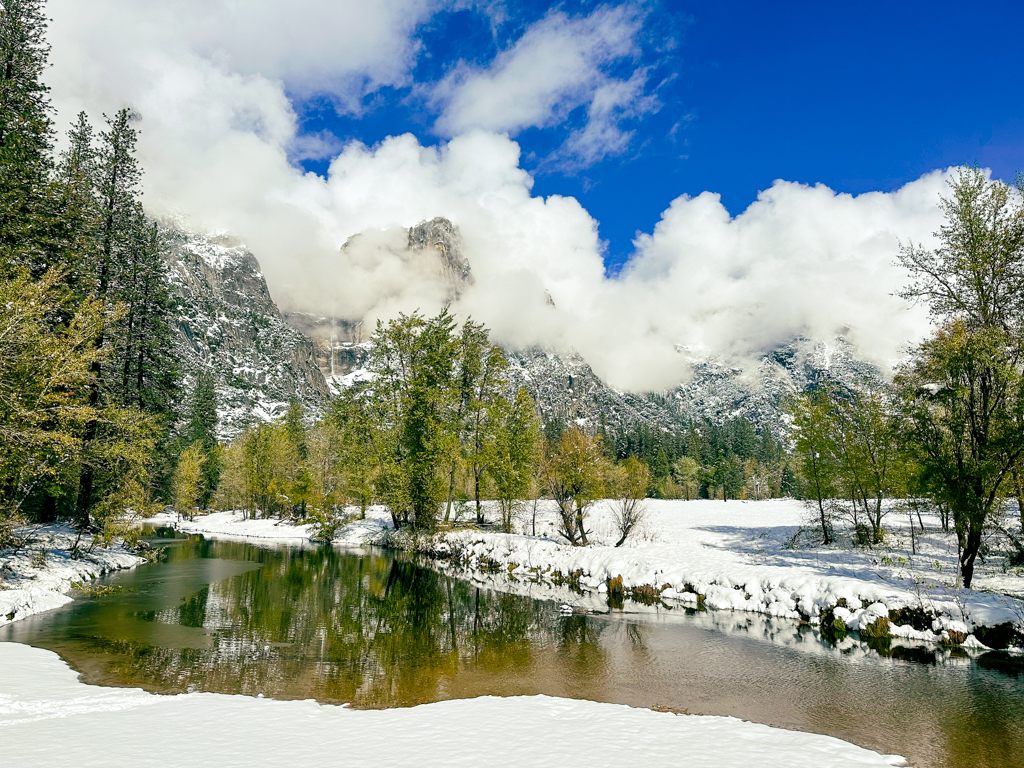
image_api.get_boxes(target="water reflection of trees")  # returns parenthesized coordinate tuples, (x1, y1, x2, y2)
(87, 541, 610, 707)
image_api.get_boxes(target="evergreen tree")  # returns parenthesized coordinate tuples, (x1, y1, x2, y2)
(76, 109, 178, 521)
(53, 112, 100, 302)
(111, 216, 177, 416)
(0, 0, 54, 278)
(181, 371, 220, 506)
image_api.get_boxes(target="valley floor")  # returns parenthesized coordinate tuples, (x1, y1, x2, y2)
(0, 527, 143, 626)
(0, 641, 906, 768)
(150, 498, 1024, 646)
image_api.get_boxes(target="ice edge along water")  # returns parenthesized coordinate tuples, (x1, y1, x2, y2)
(0, 642, 906, 768)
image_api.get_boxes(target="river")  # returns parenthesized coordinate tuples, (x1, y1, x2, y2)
(2, 530, 1022, 768)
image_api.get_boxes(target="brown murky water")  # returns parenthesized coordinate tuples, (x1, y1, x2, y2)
(2, 531, 1023, 768)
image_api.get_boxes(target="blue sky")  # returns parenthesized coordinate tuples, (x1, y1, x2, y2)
(296, 0, 1024, 271)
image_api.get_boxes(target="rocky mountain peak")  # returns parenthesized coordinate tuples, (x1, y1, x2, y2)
(407, 216, 472, 290)
(162, 224, 329, 438)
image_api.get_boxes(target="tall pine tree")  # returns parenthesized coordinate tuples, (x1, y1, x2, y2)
(0, 0, 54, 278)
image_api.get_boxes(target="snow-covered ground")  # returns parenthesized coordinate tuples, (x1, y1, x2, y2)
(417, 499, 1024, 647)
(150, 499, 1024, 646)
(0, 527, 143, 627)
(144, 507, 391, 546)
(0, 641, 906, 768)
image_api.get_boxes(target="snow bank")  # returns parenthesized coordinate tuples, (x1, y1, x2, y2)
(144, 510, 315, 541)
(0, 641, 906, 767)
(401, 499, 1024, 645)
(0, 528, 143, 626)
(146, 499, 1024, 645)
(143, 507, 392, 547)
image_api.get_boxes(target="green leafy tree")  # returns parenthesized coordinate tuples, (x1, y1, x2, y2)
(0, 269, 103, 518)
(897, 168, 1024, 587)
(283, 398, 312, 518)
(545, 427, 607, 546)
(899, 323, 1024, 586)
(487, 388, 540, 533)
(370, 310, 459, 530)
(671, 455, 701, 501)
(330, 388, 378, 519)
(608, 455, 650, 547)
(462, 324, 508, 524)
(789, 390, 837, 544)
(181, 371, 220, 506)
(173, 441, 205, 520)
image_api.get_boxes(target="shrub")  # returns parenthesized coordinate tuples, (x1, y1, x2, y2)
(860, 616, 891, 640)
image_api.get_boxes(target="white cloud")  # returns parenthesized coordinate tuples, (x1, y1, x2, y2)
(431, 5, 654, 164)
(44, 1, 948, 394)
(50, 0, 436, 110)
(609, 176, 946, 387)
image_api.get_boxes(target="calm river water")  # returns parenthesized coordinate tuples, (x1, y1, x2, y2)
(2, 531, 1023, 768)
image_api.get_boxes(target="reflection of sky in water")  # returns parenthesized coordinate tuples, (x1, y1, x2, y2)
(2, 534, 1022, 768)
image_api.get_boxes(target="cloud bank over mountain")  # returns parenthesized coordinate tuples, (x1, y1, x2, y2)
(47, 0, 943, 391)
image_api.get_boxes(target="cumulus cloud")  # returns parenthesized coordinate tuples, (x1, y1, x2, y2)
(431, 4, 655, 165)
(611, 176, 945, 387)
(45, 0, 947, 394)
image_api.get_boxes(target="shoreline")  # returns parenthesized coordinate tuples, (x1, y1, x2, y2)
(145, 499, 1024, 650)
(0, 526, 144, 627)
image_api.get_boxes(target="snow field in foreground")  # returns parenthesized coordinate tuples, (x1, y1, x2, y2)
(0, 528, 143, 626)
(0, 642, 906, 768)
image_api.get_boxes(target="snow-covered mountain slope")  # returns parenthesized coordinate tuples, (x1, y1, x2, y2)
(672, 337, 885, 433)
(162, 225, 329, 438)
(504, 347, 684, 432)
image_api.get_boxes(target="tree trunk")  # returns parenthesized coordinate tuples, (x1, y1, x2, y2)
(575, 507, 589, 546)
(959, 526, 983, 589)
(443, 466, 456, 524)
(817, 496, 831, 545)
(474, 468, 483, 525)
(1014, 466, 1024, 535)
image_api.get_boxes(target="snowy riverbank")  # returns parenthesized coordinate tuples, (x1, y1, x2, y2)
(412, 499, 1024, 648)
(0, 642, 906, 768)
(0, 527, 143, 627)
(149, 499, 1024, 648)
(144, 508, 391, 546)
